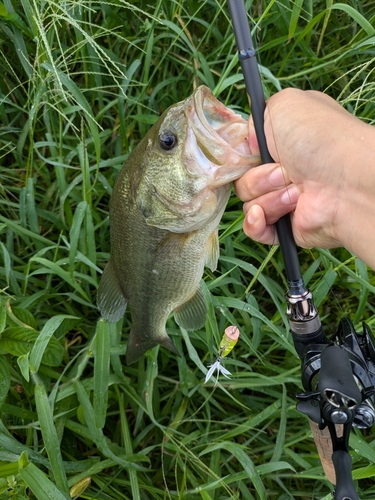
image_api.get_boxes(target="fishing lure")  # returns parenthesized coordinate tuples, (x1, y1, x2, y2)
(204, 326, 240, 384)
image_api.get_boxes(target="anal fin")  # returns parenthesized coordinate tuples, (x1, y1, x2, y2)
(174, 283, 207, 331)
(97, 258, 127, 322)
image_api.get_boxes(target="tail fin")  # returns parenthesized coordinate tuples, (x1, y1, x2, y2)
(126, 331, 180, 365)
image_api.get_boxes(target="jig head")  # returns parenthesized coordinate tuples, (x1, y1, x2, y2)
(205, 326, 240, 384)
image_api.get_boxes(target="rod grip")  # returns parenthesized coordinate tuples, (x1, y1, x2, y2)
(309, 420, 337, 484)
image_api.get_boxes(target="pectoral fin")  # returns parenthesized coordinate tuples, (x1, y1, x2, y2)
(97, 258, 127, 322)
(174, 284, 207, 330)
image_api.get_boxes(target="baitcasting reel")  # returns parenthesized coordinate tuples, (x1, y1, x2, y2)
(295, 317, 375, 500)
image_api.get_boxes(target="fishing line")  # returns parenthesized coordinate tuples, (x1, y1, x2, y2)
(204, 241, 277, 385)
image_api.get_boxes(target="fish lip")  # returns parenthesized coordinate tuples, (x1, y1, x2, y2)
(184, 85, 260, 187)
(190, 85, 251, 160)
(192, 85, 238, 129)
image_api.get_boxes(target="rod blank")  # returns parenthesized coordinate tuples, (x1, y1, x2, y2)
(227, 0, 303, 285)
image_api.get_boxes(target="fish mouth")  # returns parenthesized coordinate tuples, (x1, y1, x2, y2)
(190, 85, 253, 163)
(185, 85, 261, 185)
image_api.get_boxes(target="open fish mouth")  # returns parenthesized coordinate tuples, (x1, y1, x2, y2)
(189, 85, 252, 163)
(184, 85, 260, 186)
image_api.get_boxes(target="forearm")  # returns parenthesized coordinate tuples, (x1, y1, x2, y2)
(332, 118, 375, 268)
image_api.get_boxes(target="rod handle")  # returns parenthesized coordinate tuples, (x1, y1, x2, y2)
(309, 420, 336, 484)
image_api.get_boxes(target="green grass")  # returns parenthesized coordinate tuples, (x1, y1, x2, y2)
(1, 0, 375, 498)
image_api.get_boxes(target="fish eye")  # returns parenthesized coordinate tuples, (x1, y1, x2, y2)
(159, 130, 178, 151)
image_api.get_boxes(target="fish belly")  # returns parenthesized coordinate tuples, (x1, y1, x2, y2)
(108, 191, 215, 363)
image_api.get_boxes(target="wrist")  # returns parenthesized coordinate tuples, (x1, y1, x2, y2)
(334, 121, 375, 267)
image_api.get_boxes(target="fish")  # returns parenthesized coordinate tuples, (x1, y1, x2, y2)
(97, 85, 261, 364)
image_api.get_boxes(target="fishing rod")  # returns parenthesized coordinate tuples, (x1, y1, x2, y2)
(227, 1, 375, 499)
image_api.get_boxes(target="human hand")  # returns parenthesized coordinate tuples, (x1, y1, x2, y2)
(235, 88, 375, 267)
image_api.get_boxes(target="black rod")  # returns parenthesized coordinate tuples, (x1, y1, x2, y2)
(227, 0, 303, 287)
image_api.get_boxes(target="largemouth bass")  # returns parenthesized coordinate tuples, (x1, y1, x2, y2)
(97, 86, 260, 364)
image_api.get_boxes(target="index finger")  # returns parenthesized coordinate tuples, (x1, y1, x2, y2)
(234, 162, 287, 201)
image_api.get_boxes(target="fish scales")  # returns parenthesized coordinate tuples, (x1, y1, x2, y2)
(97, 86, 261, 364)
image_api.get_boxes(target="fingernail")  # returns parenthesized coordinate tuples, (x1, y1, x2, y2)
(268, 166, 287, 187)
(246, 205, 257, 225)
(281, 185, 300, 205)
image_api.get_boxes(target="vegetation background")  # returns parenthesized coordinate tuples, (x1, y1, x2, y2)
(1, 0, 375, 498)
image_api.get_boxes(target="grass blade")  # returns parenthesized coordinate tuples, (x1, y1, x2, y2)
(0, 356, 10, 408)
(30, 315, 78, 373)
(329, 4, 375, 36)
(32, 373, 69, 493)
(93, 319, 110, 428)
(288, 0, 304, 41)
(200, 442, 267, 500)
(18, 451, 70, 500)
